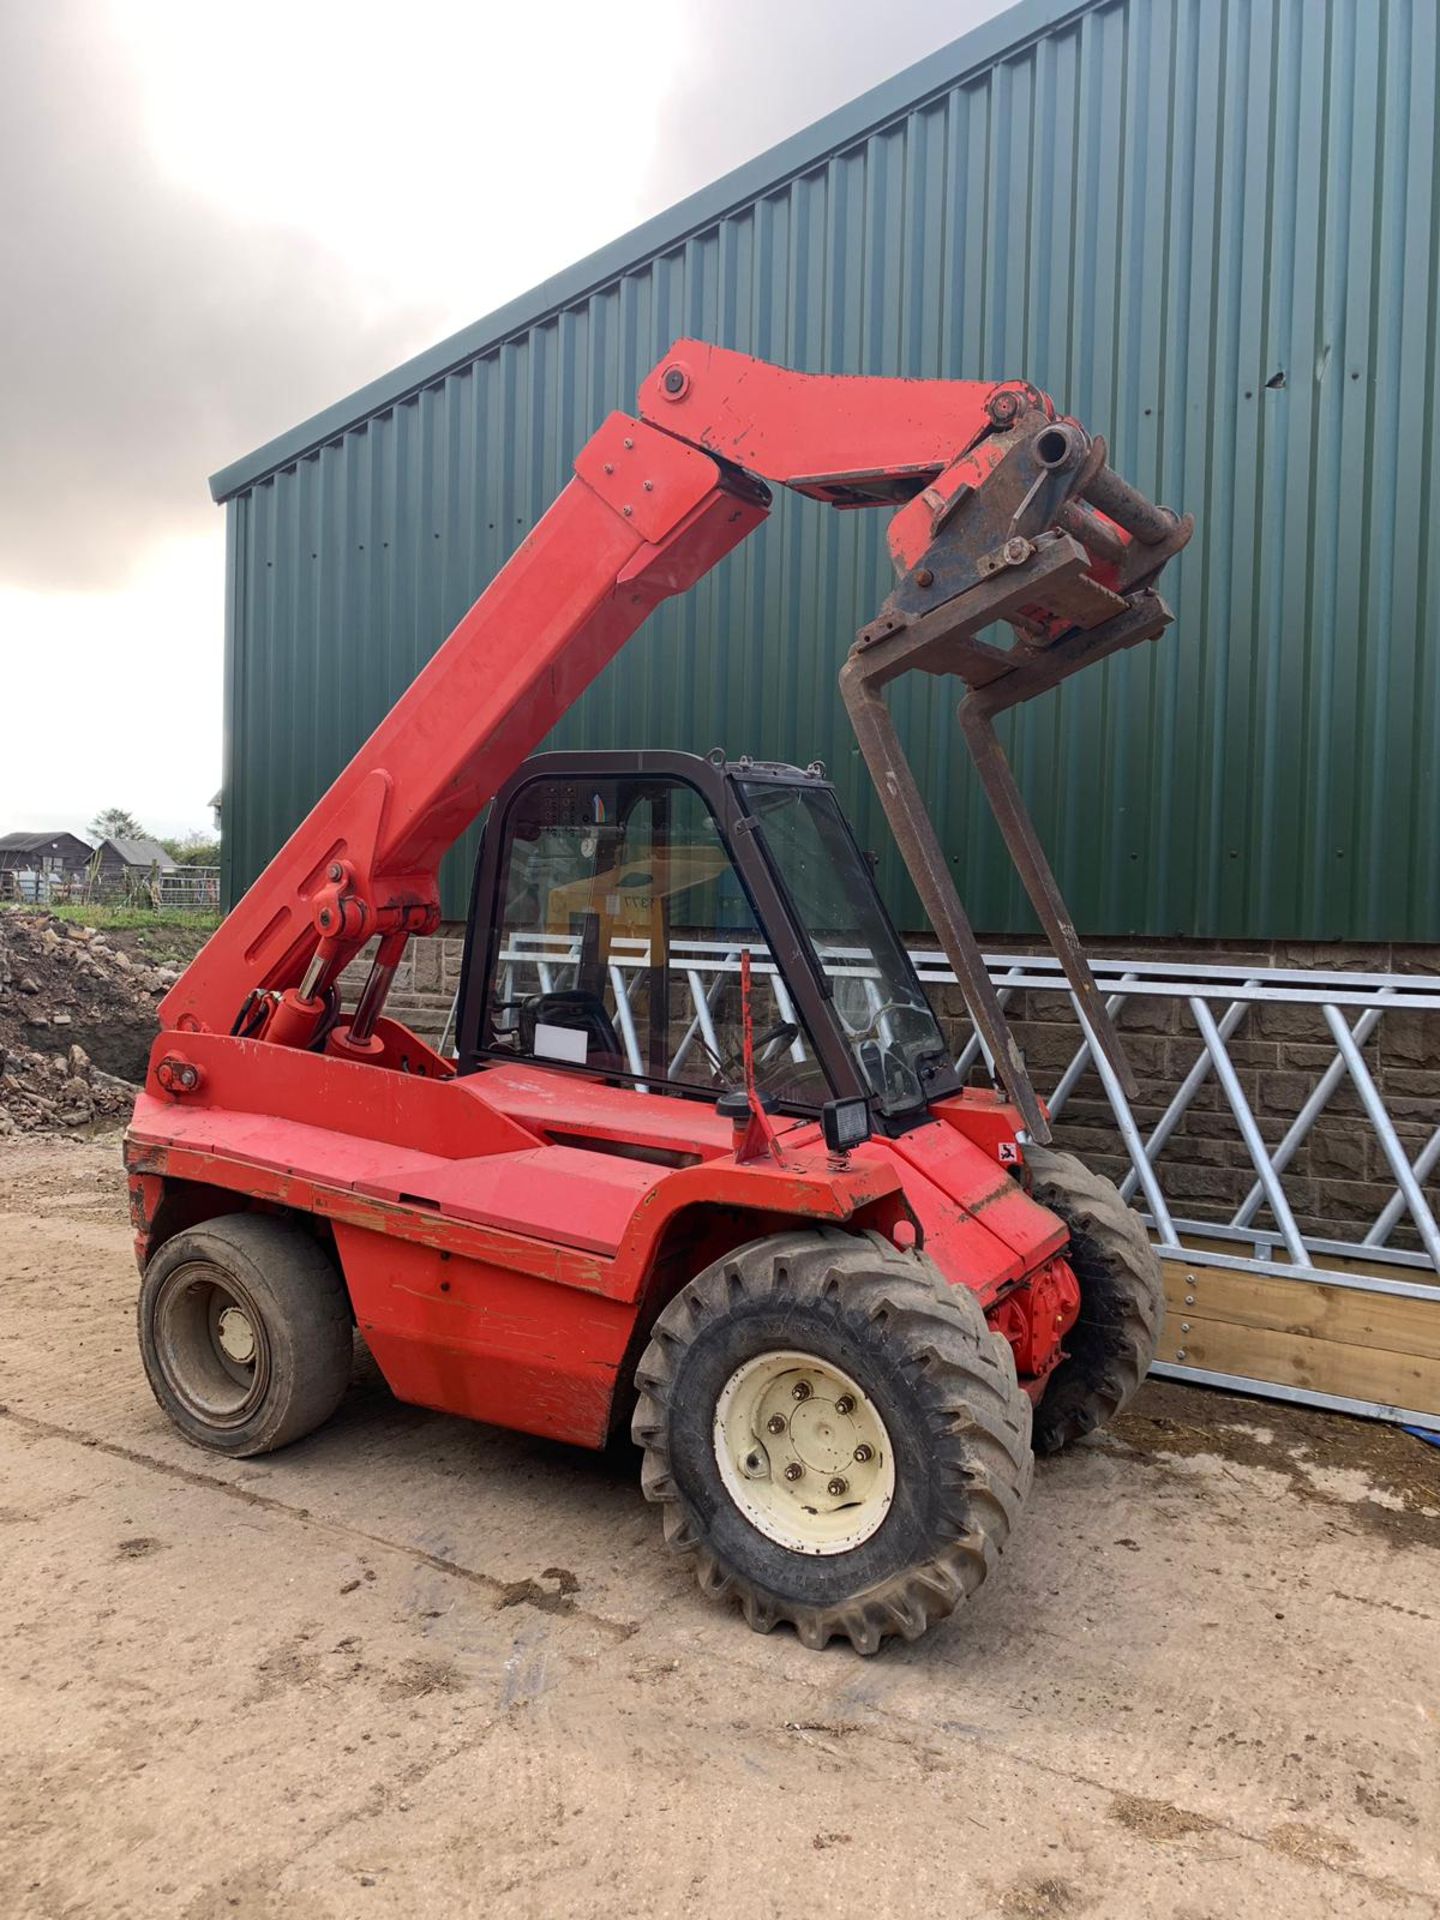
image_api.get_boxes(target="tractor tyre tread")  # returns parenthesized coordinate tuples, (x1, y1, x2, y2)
(1025, 1147, 1164, 1454)
(633, 1228, 1032, 1654)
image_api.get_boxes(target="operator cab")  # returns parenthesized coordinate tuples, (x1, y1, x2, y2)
(455, 751, 964, 1133)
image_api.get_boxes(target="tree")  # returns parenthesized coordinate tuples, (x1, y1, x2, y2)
(159, 832, 221, 867)
(91, 806, 145, 842)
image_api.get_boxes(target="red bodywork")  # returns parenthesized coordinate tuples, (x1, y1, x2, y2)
(121, 341, 1159, 1442)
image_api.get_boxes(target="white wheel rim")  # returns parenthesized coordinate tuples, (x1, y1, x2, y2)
(712, 1349, 895, 1555)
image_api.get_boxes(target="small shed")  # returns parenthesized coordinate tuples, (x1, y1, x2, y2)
(93, 836, 177, 884)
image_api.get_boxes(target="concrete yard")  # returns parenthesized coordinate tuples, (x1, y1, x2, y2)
(2, 1133, 1437, 1920)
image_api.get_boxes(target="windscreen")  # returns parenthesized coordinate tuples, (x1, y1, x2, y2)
(479, 774, 832, 1109)
(741, 780, 952, 1115)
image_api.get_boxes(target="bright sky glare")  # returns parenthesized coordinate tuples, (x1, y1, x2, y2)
(0, 0, 1004, 842)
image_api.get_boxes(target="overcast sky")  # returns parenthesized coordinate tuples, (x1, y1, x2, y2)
(0, 0, 1006, 840)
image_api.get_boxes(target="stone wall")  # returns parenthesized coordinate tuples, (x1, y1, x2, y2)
(351, 928, 1440, 1254)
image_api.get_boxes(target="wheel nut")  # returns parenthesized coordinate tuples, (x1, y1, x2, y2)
(766, 1414, 786, 1434)
(783, 1462, 804, 1482)
(791, 1381, 812, 1401)
(827, 1477, 849, 1497)
(834, 1394, 855, 1415)
(853, 1444, 873, 1463)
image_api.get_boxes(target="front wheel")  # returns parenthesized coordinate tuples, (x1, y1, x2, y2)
(632, 1229, 1033, 1654)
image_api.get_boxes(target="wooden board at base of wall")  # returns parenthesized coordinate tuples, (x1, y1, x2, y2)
(1160, 1259, 1440, 1420)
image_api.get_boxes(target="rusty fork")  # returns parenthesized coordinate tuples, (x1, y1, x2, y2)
(841, 416, 1193, 1143)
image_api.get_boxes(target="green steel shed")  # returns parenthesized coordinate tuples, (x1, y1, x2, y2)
(211, 0, 1440, 943)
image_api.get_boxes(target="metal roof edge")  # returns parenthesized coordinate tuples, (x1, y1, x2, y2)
(208, 0, 1088, 503)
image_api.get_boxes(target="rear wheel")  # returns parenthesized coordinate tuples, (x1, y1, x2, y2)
(632, 1229, 1033, 1653)
(138, 1214, 353, 1457)
(1026, 1147, 1164, 1454)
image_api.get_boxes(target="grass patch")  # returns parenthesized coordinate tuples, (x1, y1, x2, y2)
(0, 903, 222, 933)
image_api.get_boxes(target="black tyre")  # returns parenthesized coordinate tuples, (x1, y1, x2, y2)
(1026, 1147, 1164, 1454)
(631, 1228, 1033, 1654)
(138, 1214, 353, 1457)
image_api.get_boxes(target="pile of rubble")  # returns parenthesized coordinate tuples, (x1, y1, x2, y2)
(0, 913, 184, 1135)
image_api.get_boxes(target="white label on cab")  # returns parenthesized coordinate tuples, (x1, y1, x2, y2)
(534, 1022, 589, 1065)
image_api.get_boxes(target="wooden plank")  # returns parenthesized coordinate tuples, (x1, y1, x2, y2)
(1165, 1312, 1440, 1415)
(1162, 1260, 1440, 1362)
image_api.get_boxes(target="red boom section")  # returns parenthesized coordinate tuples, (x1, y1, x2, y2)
(163, 416, 767, 1040)
(635, 339, 1031, 505)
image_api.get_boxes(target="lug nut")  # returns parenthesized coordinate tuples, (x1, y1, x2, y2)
(834, 1394, 855, 1415)
(783, 1462, 804, 1482)
(827, 1477, 849, 1497)
(853, 1444, 873, 1463)
(791, 1381, 812, 1401)
(766, 1414, 786, 1435)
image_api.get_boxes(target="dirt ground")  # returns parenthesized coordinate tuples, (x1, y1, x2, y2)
(2, 1133, 1437, 1920)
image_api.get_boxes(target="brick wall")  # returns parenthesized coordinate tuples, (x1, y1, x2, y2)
(351, 929, 1440, 1255)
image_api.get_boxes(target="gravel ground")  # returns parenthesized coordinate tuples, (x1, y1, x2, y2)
(2, 1130, 1437, 1919)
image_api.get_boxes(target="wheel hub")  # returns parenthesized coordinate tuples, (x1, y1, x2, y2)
(713, 1350, 895, 1555)
(216, 1305, 257, 1365)
(152, 1262, 271, 1426)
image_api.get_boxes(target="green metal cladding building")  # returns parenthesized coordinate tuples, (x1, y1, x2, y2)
(211, 0, 1440, 944)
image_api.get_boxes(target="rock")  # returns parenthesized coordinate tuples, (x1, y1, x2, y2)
(40, 928, 62, 951)
(24, 1012, 49, 1030)
(51, 1011, 72, 1027)
(67, 1044, 92, 1077)
(0, 1107, 13, 1136)
(59, 1076, 94, 1115)
(67, 925, 92, 944)
(154, 966, 180, 987)
(110, 949, 130, 970)
(17, 976, 39, 994)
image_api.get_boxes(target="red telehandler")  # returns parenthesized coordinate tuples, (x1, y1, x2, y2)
(128, 343, 1191, 1653)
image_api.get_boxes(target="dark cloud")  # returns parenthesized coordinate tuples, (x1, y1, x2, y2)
(0, 3, 441, 593)
(647, 1, 1005, 209)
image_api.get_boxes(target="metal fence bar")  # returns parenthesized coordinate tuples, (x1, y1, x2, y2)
(608, 959, 647, 1085)
(1366, 1124, 1440, 1248)
(955, 985, 1011, 1079)
(1231, 1001, 1387, 1230)
(1069, 993, 1178, 1245)
(1323, 1004, 1440, 1270)
(1046, 980, 1135, 1121)
(1189, 995, 1308, 1265)
(1118, 990, 1255, 1204)
(671, 959, 733, 1078)
(769, 971, 809, 1064)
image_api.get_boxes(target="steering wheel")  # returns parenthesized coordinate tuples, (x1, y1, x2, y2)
(841, 997, 929, 1044)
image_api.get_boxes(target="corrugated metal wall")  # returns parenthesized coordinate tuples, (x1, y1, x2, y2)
(219, 0, 1440, 940)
